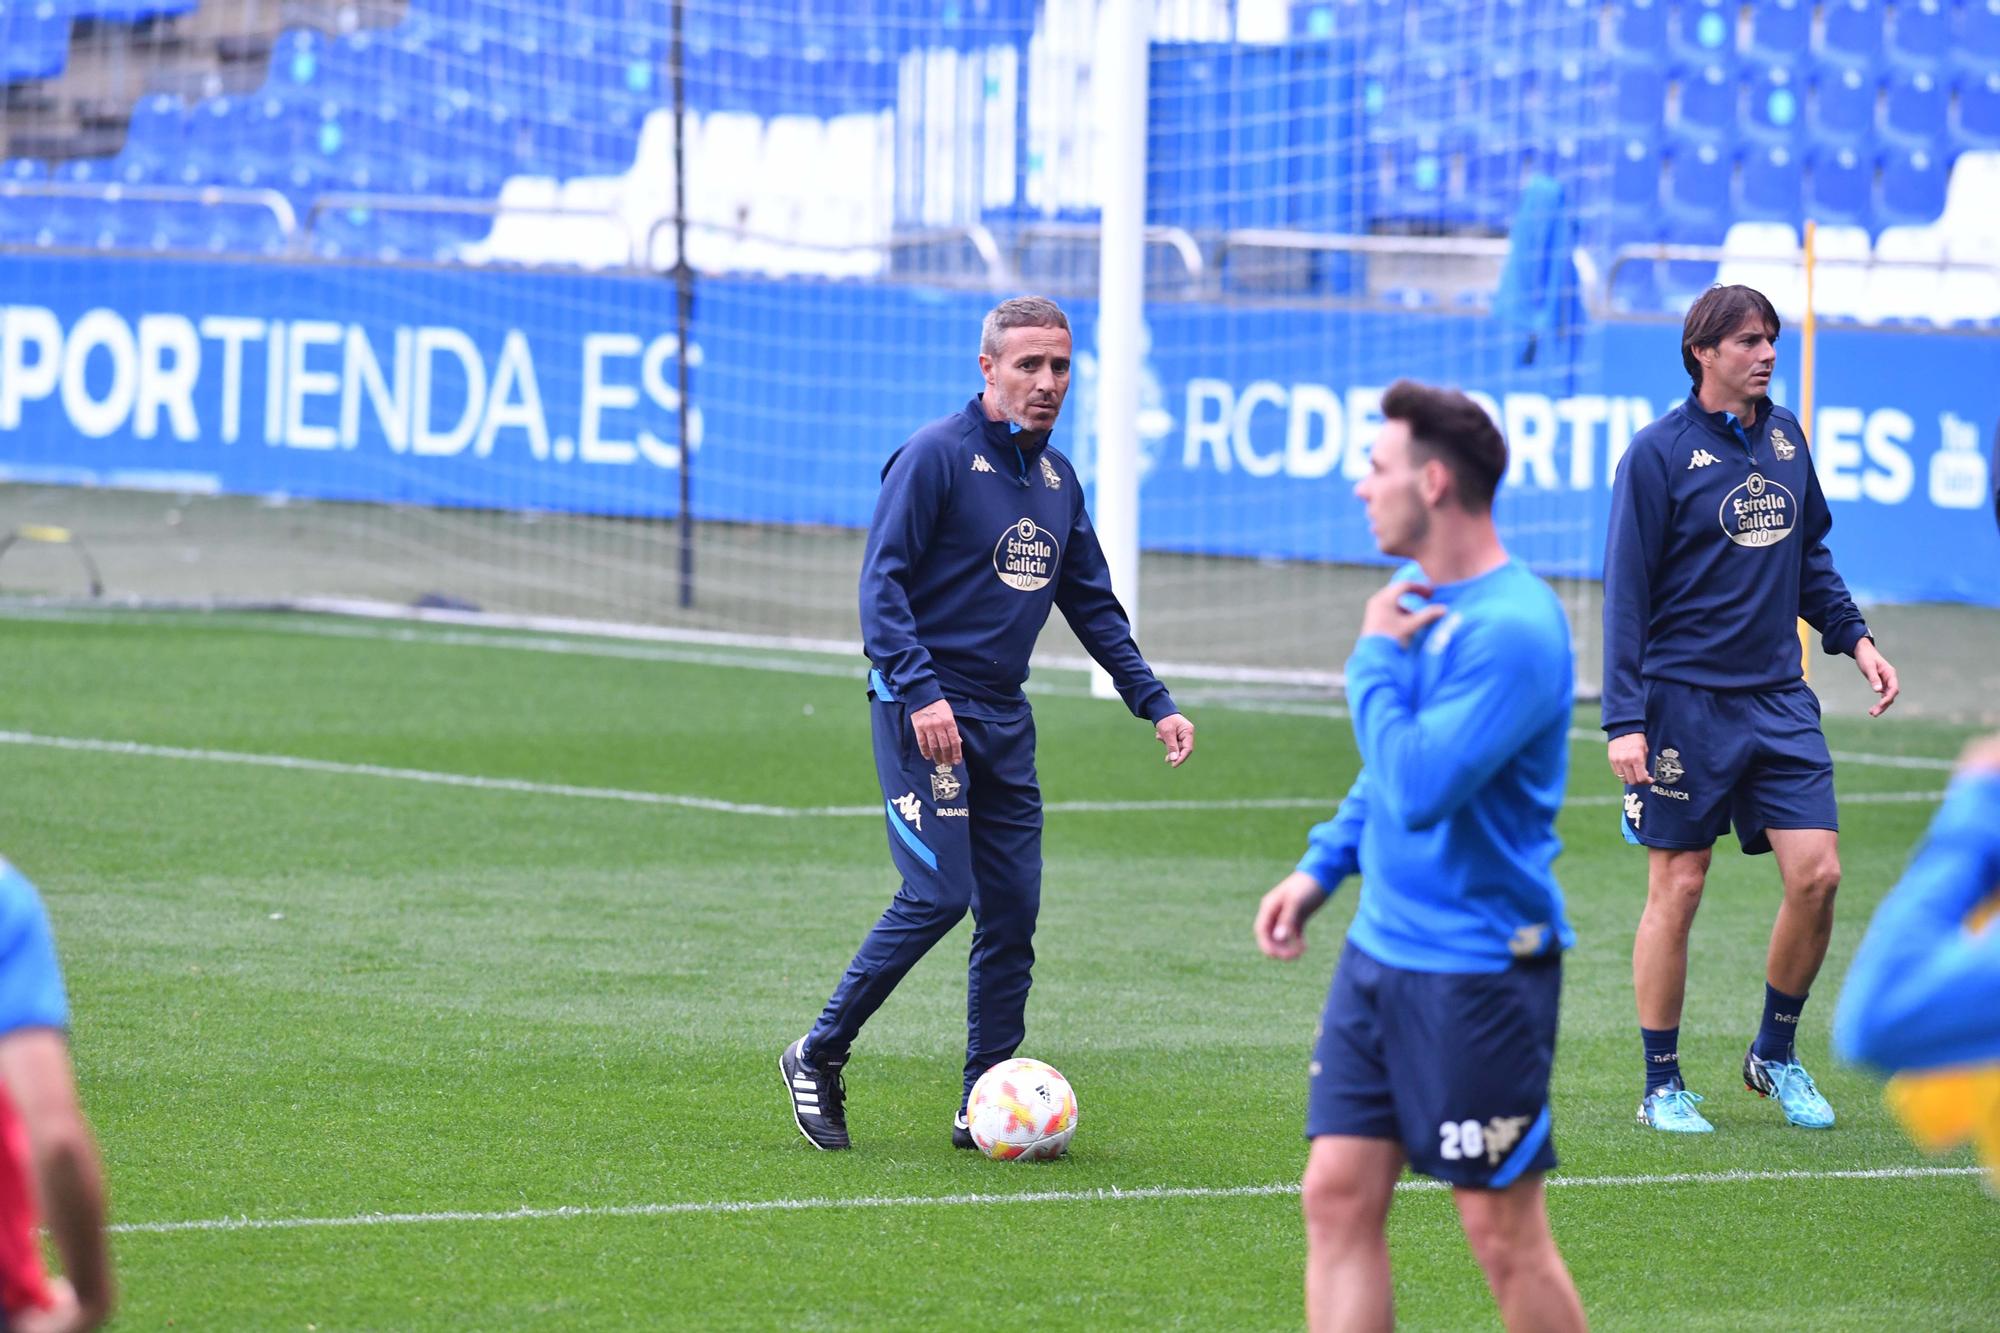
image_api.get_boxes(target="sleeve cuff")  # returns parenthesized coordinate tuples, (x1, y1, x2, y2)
(1604, 719, 1645, 740)
(1826, 624, 1870, 657)
(902, 678, 945, 711)
(1293, 850, 1348, 892)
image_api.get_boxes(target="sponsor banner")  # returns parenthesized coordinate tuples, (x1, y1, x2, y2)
(1, 257, 1993, 605)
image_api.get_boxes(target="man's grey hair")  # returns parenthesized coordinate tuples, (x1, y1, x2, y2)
(980, 296, 1070, 359)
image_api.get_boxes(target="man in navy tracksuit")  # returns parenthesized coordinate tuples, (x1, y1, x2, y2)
(780, 296, 1196, 1151)
(1604, 284, 1902, 1134)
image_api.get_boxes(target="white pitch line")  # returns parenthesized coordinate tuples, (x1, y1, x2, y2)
(0, 732, 1945, 818)
(108, 1165, 1987, 1236)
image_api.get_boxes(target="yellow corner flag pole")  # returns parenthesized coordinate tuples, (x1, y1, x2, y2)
(1797, 220, 1817, 680)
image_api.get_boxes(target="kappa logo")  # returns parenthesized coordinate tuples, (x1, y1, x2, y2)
(1624, 792, 1644, 827)
(971, 453, 996, 474)
(1655, 747, 1684, 785)
(1771, 427, 1797, 461)
(1039, 454, 1062, 490)
(1719, 471, 1797, 547)
(1423, 611, 1463, 656)
(929, 763, 962, 803)
(1688, 449, 1721, 469)
(892, 791, 923, 831)
(992, 517, 1059, 591)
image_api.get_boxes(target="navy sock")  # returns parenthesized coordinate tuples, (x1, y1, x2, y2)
(1752, 983, 1808, 1063)
(1641, 1026, 1682, 1093)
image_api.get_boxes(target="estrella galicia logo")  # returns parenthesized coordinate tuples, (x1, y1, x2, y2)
(993, 517, 1059, 591)
(1719, 472, 1796, 548)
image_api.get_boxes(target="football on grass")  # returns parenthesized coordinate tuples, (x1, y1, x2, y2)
(966, 1057, 1078, 1161)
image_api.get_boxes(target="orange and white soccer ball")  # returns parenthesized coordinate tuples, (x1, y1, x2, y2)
(966, 1057, 1078, 1161)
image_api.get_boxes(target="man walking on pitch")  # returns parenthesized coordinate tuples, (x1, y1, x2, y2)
(1256, 381, 1586, 1332)
(1605, 284, 1900, 1134)
(782, 295, 1196, 1151)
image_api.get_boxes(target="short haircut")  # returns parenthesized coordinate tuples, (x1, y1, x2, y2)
(1381, 378, 1509, 512)
(981, 295, 1070, 359)
(1682, 284, 1781, 390)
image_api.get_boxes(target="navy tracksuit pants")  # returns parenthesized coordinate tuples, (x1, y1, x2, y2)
(806, 684, 1043, 1103)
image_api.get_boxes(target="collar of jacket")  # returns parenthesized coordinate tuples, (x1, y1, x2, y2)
(1679, 394, 1775, 443)
(965, 395, 1052, 461)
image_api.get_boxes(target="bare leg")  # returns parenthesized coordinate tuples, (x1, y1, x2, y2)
(1302, 1135, 1404, 1333)
(1764, 828, 1842, 997)
(1633, 846, 1713, 1030)
(1454, 1176, 1588, 1332)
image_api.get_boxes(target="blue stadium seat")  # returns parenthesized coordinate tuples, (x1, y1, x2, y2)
(1884, 0, 1949, 71)
(1534, 0, 1598, 65)
(1878, 145, 1948, 224)
(1, 0, 71, 83)
(0, 160, 51, 247)
(1738, 141, 1804, 223)
(1819, 0, 1884, 69)
(1881, 69, 1946, 145)
(1744, 66, 1804, 142)
(1612, 64, 1667, 134)
(1957, 70, 2000, 149)
(1468, 55, 1532, 133)
(1664, 138, 1732, 232)
(1805, 143, 1876, 227)
(76, 0, 196, 21)
(1610, 0, 1668, 63)
(1672, 0, 1737, 68)
(1611, 135, 1663, 222)
(1379, 132, 1469, 226)
(1674, 63, 1738, 142)
(1746, 0, 1811, 61)
(1391, 53, 1462, 132)
(1465, 137, 1524, 228)
(1534, 58, 1591, 139)
(1810, 64, 1878, 143)
(1957, 0, 2000, 74)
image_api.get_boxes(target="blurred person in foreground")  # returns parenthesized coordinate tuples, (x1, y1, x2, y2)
(0, 855, 113, 1332)
(1835, 734, 2000, 1186)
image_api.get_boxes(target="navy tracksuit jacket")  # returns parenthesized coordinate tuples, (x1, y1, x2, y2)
(807, 395, 1177, 1099)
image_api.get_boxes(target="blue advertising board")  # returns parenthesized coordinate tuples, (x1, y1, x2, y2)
(1, 256, 1994, 606)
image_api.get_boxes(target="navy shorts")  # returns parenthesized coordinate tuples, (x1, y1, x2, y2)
(1621, 679, 1837, 856)
(1307, 942, 1560, 1189)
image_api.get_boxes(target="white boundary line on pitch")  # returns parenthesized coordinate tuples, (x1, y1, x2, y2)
(0, 732, 1947, 818)
(6, 603, 1969, 769)
(107, 1165, 1986, 1236)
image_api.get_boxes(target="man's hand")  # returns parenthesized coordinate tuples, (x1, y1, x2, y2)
(1255, 871, 1329, 961)
(1608, 733, 1652, 786)
(1854, 637, 1901, 717)
(909, 699, 962, 766)
(1359, 581, 1448, 647)
(1155, 713, 1195, 768)
(1956, 732, 2000, 777)
(12, 1278, 105, 1333)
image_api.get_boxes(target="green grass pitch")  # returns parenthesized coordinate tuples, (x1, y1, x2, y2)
(1, 608, 1995, 1329)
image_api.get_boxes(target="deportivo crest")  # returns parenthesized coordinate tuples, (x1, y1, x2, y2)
(1771, 427, 1796, 461)
(1039, 454, 1062, 489)
(993, 517, 1059, 591)
(1655, 747, 1684, 785)
(930, 763, 962, 802)
(1719, 471, 1797, 548)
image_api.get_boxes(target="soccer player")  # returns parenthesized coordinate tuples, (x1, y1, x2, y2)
(1835, 736, 2000, 1185)
(1604, 284, 1901, 1134)
(0, 856, 114, 1333)
(1255, 380, 1586, 1333)
(781, 295, 1195, 1151)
